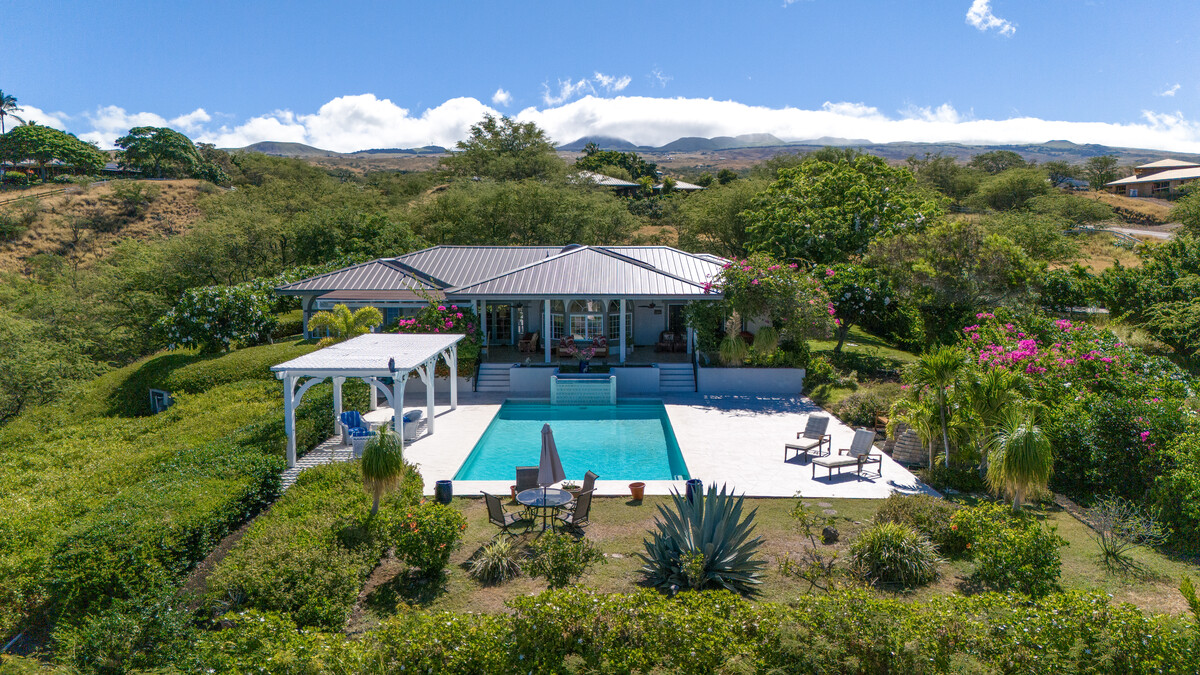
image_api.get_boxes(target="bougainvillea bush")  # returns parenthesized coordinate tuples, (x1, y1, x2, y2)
(389, 302, 482, 377)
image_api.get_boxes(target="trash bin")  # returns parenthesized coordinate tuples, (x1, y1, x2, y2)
(685, 478, 704, 504)
(435, 480, 453, 504)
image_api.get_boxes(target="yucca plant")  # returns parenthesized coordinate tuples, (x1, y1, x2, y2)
(638, 483, 765, 596)
(466, 537, 523, 584)
(987, 408, 1053, 511)
(848, 521, 942, 587)
(718, 334, 750, 366)
(361, 428, 406, 517)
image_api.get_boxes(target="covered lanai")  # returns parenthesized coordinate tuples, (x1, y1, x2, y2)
(270, 333, 465, 467)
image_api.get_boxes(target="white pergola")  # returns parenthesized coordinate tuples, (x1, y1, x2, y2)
(271, 333, 465, 468)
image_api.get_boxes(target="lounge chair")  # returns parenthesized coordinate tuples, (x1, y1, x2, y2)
(484, 492, 528, 537)
(556, 489, 594, 532)
(812, 428, 882, 479)
(565, 470, 599, 512)
(339, 410, 369, 444)
(785, 415, 832, 462)
(592, 335, 609, 361)
(401, 409, 423, 441)
(518, 331, 539, 353)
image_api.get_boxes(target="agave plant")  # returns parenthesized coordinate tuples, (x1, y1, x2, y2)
(638, 483, 765, 596)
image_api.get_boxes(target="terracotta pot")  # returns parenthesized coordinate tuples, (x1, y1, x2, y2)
(564, 487, 582, 499)
(629, 482, 646, 500)
(510, 485, 518, 501)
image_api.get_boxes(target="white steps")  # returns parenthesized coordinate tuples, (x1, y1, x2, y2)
(476, 363, 512, 392)
(658, 363, 695, 392)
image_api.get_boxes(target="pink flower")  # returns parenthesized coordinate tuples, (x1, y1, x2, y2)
(437, 305, 446, 311)
(825, 268, 835, 277)
(1139, 431, 1151, 443)
(456, 313, 463, 318)
(827, 308, 836, 316)
(788, 263, 798, 269)
(450, 305, 458, 310)
(751, 279, 760, 285)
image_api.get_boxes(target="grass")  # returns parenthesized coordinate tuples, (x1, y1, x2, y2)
(1056, 230, 1144, 272)
(1082, 191, 1174, 224)
(808, 325, 919, 366)
(346, 493, 1200, 633)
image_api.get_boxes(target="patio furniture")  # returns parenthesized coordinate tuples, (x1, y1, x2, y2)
(518, 331, 540, 353)
(785, 415, 832, 462)
(401, 409, 423, 442)
(339, 410, 369, 444)
(592, 335, 609, 361)
(517, 487, 574, 531)
(565, 470, 599, 512)
(557, 335, 577, 358)
(484, 492, 529, 537)
(556, 489, 594, 532)
(515, 466, 540, 493)
(655, 331, 681, 352)
(811, 428, 882, 479)
(348, 426, 375, 459)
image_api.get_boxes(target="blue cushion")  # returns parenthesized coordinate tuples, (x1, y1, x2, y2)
(340, 411, 364, 428)
(347, 426, 374, 437)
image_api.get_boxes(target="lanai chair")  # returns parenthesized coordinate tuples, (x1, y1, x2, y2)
(484, 492, 528, 537)
(785, 415, 832, 462)
(518, 331, 539, 353)
(565, 470, 599, 512)
(515, 466, 539, 493)
(811, 428, 882, 479)
(556, 489, 594, 532)
(339, 410, 368, 444)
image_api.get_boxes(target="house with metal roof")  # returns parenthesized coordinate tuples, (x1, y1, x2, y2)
(1107, 158, 1200, 197)
(277, 244, 727, 369)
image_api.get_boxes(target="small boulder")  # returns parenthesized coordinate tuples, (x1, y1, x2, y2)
(821, 526, 839, 545)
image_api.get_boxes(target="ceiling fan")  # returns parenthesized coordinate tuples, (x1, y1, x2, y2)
(637, 302, 657, 309)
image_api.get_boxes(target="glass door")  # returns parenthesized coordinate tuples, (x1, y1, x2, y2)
(488, 303, 512, 345)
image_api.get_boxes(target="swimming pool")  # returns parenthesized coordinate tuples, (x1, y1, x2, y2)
(453, 400, 690, 481)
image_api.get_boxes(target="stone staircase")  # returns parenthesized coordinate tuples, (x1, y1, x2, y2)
(658, 362, 695, 392)
(476, 363, 512, 392)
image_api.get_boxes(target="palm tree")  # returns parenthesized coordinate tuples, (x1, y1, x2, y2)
(987, 410, 1053, 511)
(961, 369, 1026, 472)
(362, 428, 406, 517)
(914, 346, 964, 468)
(0, 90, 22, 134)
(307, 303, 383, 347)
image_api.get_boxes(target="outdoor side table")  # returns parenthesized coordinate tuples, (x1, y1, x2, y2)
(516, 487, 573, 531)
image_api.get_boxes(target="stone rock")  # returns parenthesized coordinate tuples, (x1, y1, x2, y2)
(817, 501, 832, 508)
(821, 526, 839, 544)
(822, 509, 837, 516)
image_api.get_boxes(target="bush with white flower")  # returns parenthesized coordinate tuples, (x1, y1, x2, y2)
(156, 285, 277, 354)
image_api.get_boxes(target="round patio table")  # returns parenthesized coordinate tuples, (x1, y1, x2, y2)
(517, 487, 573, 531)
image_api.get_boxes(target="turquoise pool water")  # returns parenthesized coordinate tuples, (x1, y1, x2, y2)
(454, 400, 690, 481)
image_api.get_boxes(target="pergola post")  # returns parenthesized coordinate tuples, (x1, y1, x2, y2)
(543, 299, 551, 363)
(332, 376, 345, 431)
(443, 345, 458, 410)
(619, 299, 627, 364)
(284, 374, 296, 468)
(417, 357, 436, 435)
(393, 373, 408, 453)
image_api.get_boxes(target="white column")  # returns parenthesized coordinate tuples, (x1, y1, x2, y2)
(332, 376, 345, 430)
(446, 345, 458, 410)
(393, 373, 408, 453)
(368, 381, 379, 411)
(283, 374, 296, 468)
(543, 299, 551, 363)
(687, 326, 695, 354)
(418, 359, 436, 435)
(480, 298, 488, 355)
(619, 299, 627, 364)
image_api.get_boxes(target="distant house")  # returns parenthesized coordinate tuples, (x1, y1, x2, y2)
(571, 170, 705, 197)
(1107, 159, 1200, 198)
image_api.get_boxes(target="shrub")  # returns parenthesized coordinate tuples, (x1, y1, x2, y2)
(528, 533, 604, 589)
(50, 592, 194, 675)
(639, 484, 765, 596)
(952, 501, 1066, 597)
(848, 521, 942, 587)
(1087, 496, 1169, 567)
(914, 464, 988, 494)
(466, 537, 523, 584)
(394, 502, 468, 576)
(390, 302, 482, 376)
(873, 493, 964, 555)
(830, 382, 903, 427)
(1151, 431, 1200, 554)
(156, 284, 278, 353)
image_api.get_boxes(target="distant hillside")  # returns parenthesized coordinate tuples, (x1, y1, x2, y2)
(557, 135, 643, 152)
(355, 146, 448, 155)
(234, 141, 340, 158)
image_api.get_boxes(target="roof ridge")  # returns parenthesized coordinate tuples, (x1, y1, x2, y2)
(383, 257, 452, 289)
(447, 245, 708, 294)
(276, 258, 391, 290)
(443, 246, 585, 293)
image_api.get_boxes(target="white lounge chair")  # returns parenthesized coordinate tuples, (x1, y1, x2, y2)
(812, 428, 882, 479)
(785, 415, 832, 462)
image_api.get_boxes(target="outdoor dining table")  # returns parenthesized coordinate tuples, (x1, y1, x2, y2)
(516, 487, 574, 531)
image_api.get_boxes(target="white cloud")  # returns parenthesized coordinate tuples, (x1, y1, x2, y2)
(7, 105, 69, 130)
(33, 92, 1200, 155)
(593, 72, 631, 92)
(542, 78, 593, 106)
(649, 68, 672, 88)
(1159, 83, 1181, 97)
(491, 88, 512, 106)
(966, 0, 1016, 36)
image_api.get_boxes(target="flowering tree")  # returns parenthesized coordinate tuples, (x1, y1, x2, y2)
(820, 264, 894, 353)
(156, 285, 277, 353)
(391, 302, 482, 377)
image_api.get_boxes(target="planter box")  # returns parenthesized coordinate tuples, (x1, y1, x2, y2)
(696, 367, 806, 395)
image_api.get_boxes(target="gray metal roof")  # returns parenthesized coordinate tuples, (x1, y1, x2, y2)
(277, 259, 442, 294)
(271, 333, 464, 377)
(572, 170, 640, 188)
(604, 246, 727, 286)
(446, 246, 715, 298)
(393, 246, 562, 287)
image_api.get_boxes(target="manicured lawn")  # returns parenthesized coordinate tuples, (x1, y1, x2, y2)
(347, 493, 1200, 633)
(808, 325, 919, 365)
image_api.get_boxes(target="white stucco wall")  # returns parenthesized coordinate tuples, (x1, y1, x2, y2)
(697, 367, 806, 395)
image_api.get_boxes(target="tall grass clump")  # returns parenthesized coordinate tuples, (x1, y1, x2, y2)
(848, 521, 942, 587)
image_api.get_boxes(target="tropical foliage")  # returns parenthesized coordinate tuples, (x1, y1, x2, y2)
(156, 284, 277, 353)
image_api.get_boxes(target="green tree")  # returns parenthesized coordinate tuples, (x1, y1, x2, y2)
(960, 369, 1026, 472)
(906, 152, 981, 202)
(1144, 280, 1200, 361)
(694, 172, 714, 187)
(969, 167, 1051, 211)
(744, 155, 946, 264)
(115, 126, 205, 179)
(0, 124, 105, 180)
(981, 211, 1078, 263)
(915, 345, 965, 468)
(1171, 188, 1200, 236)
(672, 179, 767, 258)
(968, 150, 1028, 175)
(1084, 155, 1121, 190)
(1041, 160, 1079, 188)
(988, 410, 1054, 511)
(361, 428, 406, 517)
(442, 114, 563, 181)
(575, 145, 659, 180)
(0, 89, 22, 134)
(307, 304, 383, 347)
(821, 263, 895, 353)
(717, 168, 739, 185)
(1025, 192, 1113, 224)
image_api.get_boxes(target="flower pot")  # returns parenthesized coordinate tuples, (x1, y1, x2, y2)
(579, 360, 590, 373)
(629, 482, 646, 501)
(564, 487, 582, 499)
(510, 485, 518, 501)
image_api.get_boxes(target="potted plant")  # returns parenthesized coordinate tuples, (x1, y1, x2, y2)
(577, 343, 596, 373)
(629, 481, 646, 501)
(562, 481, 581, 498)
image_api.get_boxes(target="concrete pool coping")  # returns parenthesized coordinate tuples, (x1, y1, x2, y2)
(357, 391, 935, 499)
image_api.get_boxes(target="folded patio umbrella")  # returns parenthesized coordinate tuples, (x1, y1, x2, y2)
(538, 423, 566, 488)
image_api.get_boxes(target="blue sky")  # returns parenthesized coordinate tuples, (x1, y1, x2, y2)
(5, 0, 1199, 151)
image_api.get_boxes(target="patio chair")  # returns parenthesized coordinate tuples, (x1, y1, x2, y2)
(655, 330, 676, 352)
(339, 410, 368, 444)
(518, 331, 540, 353)
(515, 466, 539, 493)
(348, 426, 375, 459)
(785, 415, 832, 462)
(556, 489, 594, 532)
(592, 335, 609, 361)
(401, 409, 423, 442)
(565, 470, 599, 512)
(811, 428, 882, 479)
(557, 335, 577, 358)
(484, 492, 528, 537)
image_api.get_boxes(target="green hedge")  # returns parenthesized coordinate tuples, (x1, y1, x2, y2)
(186, 588, 1200, 674)
(203, 460, 423, 630)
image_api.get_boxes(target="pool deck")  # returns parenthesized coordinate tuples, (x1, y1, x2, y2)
(332, 391, 934, 500)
